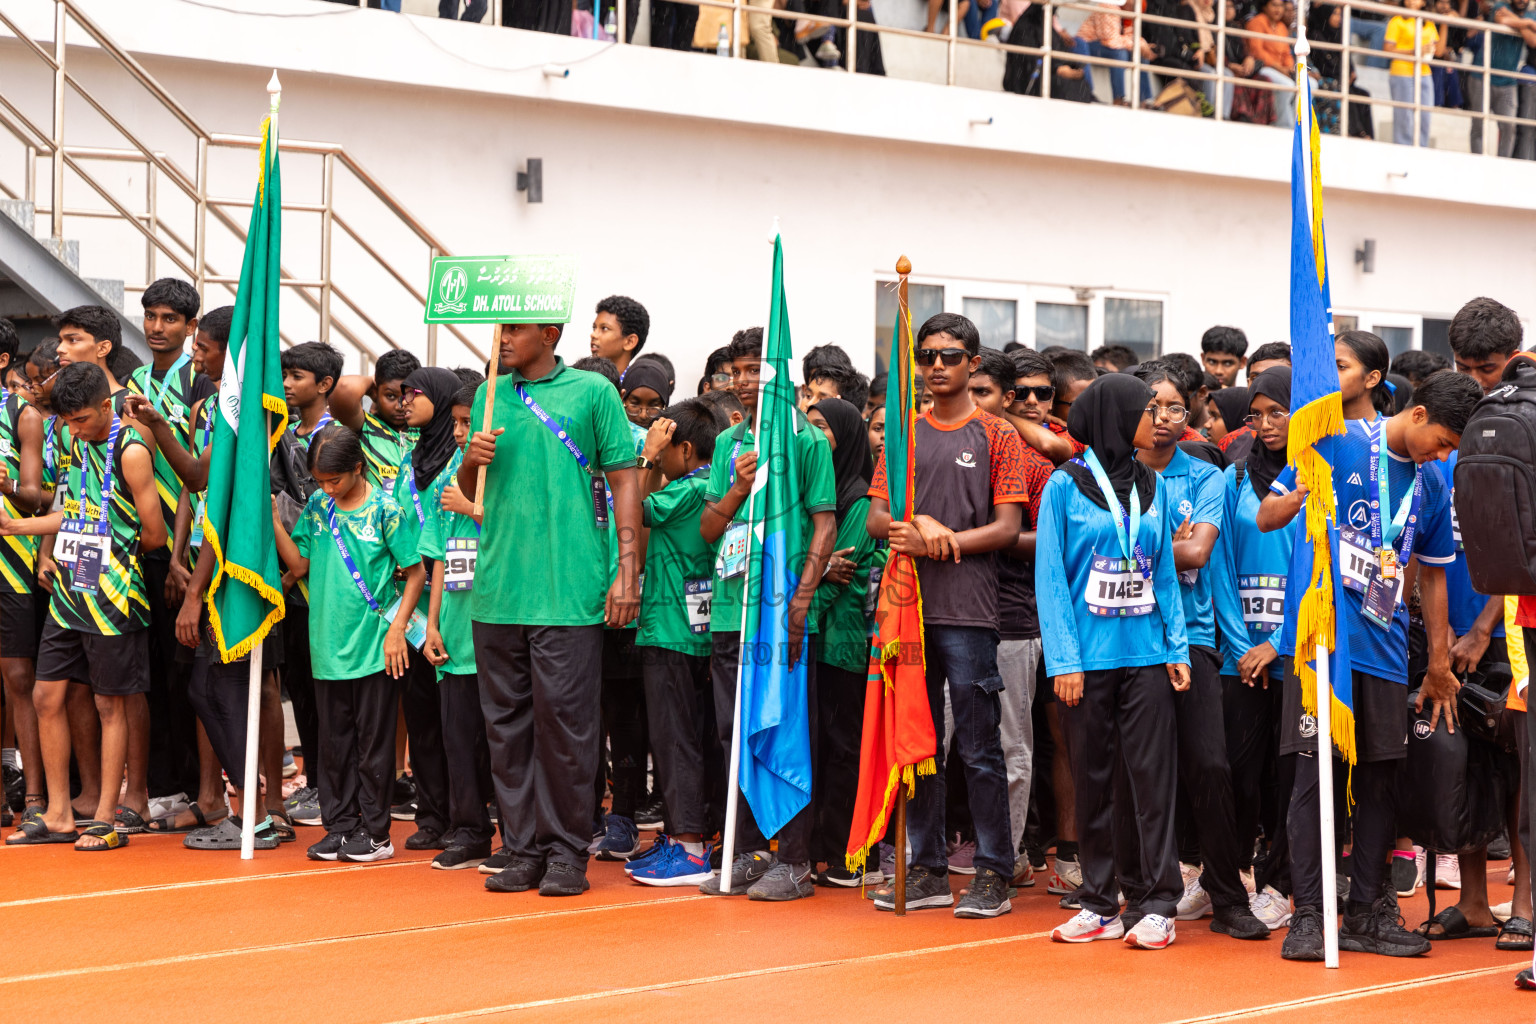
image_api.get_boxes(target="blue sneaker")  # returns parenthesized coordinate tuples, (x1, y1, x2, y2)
(592, 814, 640, 861)
(630, 839, 714, 887)
(623, 834, 671, 874)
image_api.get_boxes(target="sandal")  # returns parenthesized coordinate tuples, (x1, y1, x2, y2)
(146, 801, 219, 835)
(183, 816, 279, 852)
(1415, 905, 1500, 940)
(74, 821, 127, 851)
(4, 816, 78, 845)
(114, 805, 148, 834)
(1498, 916, 1534, 952)
(266, 808, 296, 844)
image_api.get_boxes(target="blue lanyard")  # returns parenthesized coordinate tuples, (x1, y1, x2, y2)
(401, 453, 426, 526)
(140, 355, 189, 413)
(301, 411, 334, 448)
(679, 463, 711, 483)
(513, 382, 591, 470)
(1369, 421, 1423, 559)
(1072, 450, 1152, 580)
(42, 417, 55, 467)
(74, 415, 121, 524)
(323, 494, 384, 613)
(725, 435, 746, 486)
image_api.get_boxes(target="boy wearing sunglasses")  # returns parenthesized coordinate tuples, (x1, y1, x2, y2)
(867, 313, 1026, 919)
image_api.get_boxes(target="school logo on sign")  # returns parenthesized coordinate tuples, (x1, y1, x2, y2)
(433, 265, 469, 315)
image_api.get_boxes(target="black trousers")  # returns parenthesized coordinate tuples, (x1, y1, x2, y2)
(315, 672, 400, 839)
(401, 644, 450, 834)
(282, 595, 320, 781)
(597, 629, 648, 822)
(475, 621, 603, 867)
(143, 551, 197, 799)
(1171, 646, 1247, 908)
(648, 0, 699, 49)
(640, 646, 712, 836)
(1290, 753, 1396, 910)
(439, 671, 495, 847)
(812, 662, 866, 864)
(1061, 663, 1180, 919)
(1224, 664, 1295, 894)
(185, 636, 279, 792)
(710, 632, 817, 865)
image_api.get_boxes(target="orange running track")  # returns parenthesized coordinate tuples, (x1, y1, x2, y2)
(2, 821, 1531, 1024)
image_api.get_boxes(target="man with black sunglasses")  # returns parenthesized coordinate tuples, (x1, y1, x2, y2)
(1003, 349, 1073, 465)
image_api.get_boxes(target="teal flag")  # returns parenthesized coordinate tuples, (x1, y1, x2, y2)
(737, 234, 813, 838)
(202, 112, 288, 660)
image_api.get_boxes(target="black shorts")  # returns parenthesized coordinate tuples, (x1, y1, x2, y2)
(0, 590, 42, 660)
(1280, 659, 1408, 763)
(36, 619, 151, 696)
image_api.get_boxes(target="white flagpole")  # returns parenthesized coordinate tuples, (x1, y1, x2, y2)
(239, 70, 281, 861)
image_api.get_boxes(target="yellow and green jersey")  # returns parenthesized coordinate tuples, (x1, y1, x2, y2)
(50, 420, 151, 635)
(0, 391, 38, 593)
(361, 412, 416, 490)
(126, 358, 215, 529)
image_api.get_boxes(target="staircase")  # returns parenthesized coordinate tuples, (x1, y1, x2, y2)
(0, 0, 481, 370)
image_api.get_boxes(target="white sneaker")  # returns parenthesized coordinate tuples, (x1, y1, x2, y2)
(148, 791, 190, 821)
(1434, 853, 1462, 889)
(1125, 913, 1177, 949)
(1493, 901, 1513, 922)
(1179, 861, 1200, 887)
(1051, 909, 1124, 943)
(1239, 867, 1256, 895)
(1414, 846, 1426, 890)
(1047, 856, 1083, 894)
(1249, 885, 1293, 930)
(1175, 873, 1213, 920)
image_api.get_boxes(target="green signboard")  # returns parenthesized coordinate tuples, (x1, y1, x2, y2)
(423, 254, 577, 325)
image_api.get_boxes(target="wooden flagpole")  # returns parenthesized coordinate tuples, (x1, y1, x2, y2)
(893, 255, 911, 916)
(472, 324, 500, 518)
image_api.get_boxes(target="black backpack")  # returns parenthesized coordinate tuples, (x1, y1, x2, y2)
(1453, 353, 1536, 595)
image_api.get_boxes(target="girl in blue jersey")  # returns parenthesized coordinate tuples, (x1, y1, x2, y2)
(1335, 330, 1393, 423)
(1037, 373, 1190, 951)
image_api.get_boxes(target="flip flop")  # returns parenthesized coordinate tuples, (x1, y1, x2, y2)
(183, 816, 279, 851)
(5, 816, 78, 845)
(1498, 916, 1534, 952)
(74, 822, 127, 851)
(114, 805, 148, 835)
(146, 801, 216, 835)
(1415, 906, 1500, 940)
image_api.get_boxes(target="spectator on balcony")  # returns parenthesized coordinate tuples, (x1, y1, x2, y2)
(1075, 1, 1156, 105)
(1386, 0, 1441, 146)
(649, 0, 700, 49)
(1510, 0, 1536, 158)
(1003, 2, 1094, 101)
(1465, 0, 1526, 156)
(1431, 0, 1467, 107)
(439, 0, 488, 19)
(1307, 2, 1343, 133)
(1196, 0, 1255, 114)
(1246, 0, 1297, 129)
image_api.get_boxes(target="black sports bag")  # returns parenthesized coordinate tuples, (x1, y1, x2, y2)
(1453, 353, 1536, 596)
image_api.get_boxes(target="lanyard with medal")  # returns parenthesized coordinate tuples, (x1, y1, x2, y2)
(513, 382, 609, 529)
(400, 452, 427, 527)
(718, 427, 751, 579)
(190, 403, 216, 547)
(1362, 421, 1423, 630)
(141, 355, 190, 417)
(1072, 450, 1158, 617)
(300, 410, 334, 449)
(63, 416, 121, 594)
(324, 495, 427, 648)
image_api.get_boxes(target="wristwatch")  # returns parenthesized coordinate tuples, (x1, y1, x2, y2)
(637, 456, 653, 470)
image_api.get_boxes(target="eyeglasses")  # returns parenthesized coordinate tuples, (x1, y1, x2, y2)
(915, 348, 968, 367)
(1015, 385, 1056, 402)
(19, 368, 59, 393)
(623, 394, 666, 412)
(710, 372, 732, 388)
(1146, 403, 1189, 423)
(1243, 409, 1290, 427)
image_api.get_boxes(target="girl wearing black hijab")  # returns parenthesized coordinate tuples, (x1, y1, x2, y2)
(1210, 385, 1256, 464)
(1037, 373, 1190, 950)
(1214, 366, 1296, 931)
(805, 397, 881, 885)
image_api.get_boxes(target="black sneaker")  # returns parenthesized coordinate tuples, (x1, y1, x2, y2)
(1059, 888, 1082, 909)
(1489, 833, 1513, 861)
(700, 850, 776, 895)
(1339, 897, 1430, 957)
(1517, 968, 1536, 990)
(954, 868, 1012, 918)
(1211, 903, 1270, 940)
(338, 830, 394, 863)
(1281, 906, 1325, 961)
(539, 861, 590, 896)
(748, 862, 815, 902)
(306, 832, 346, 862)
(479, 846, 512, 875)
(390, 775, 418, 821)
(873, 864, 954, 911)
(485, 858, 544, 892)
(433, 840, 493, 871)
(1121, 908, 1145, 933)
(1391, 852, 1418, 897)
(634, 795, 665, 830)
(405, 828, 445, 851)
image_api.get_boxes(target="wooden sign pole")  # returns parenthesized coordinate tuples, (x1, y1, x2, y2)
(472, 323, 500, 518)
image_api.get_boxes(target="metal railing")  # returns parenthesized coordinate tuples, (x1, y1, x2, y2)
(0, 0, 484, 371)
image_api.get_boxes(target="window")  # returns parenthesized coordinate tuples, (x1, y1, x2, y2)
(1422, 318, 1452, 362)
(1333, 314, 1359, 334)
(875, 282, 944, 372)
(1036, 303, 1088, 351)
(1376, 326, 1413, 359)
(1104, 298, 1162, 361)
(963, 298, 1017, 350)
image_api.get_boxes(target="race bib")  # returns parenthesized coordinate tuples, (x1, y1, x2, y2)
(50, 487, 67, 513)
(444, 537, 476, 592)
(1085, 554, 1153, 617)
(382, 594, 428, 650)
(1451, 496, 1462, 552)
(718, 520, 749, 579)
(1341, 526, 1402, 627)
(58, 519, 108, 594)
(0, 438, 12, 458)
(1238, 574, 1286, 633)
(684, 578, 712, 634)
(190, 496, 205, 548)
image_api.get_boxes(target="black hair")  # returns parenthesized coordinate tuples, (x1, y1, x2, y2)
(1248, 341, 1292, 367)
(802, 343, 853, 382)
(573, 355, 621, 389)
(1410, 369, 1482, 435)
(841, 371, 869, 414)
(307, 423, 365, 476)
(1202, 372, 1221, 392)
(1132, 359, 1192, 407)
(1448, 296, 1523, 361)
(1003, 341, 1026, 354)
(199, 306, 234, 348)
(973, 348, 1018, 397)
(1200, 325, 1249, 358)
(53, 305, 121, 355)
(1385, 372, 1413, 414)
(631, 351, 674, 384)
(807, 362, 854, 397)
(0, 317, 17, 365)
(697, 387, 747, 421)
(140, 277, 201, 320)
(1038, 345, 1073, 358)
(374, 349, 421, 386)
(595, 295, 650, 354)
(659, 398, 721, 460)
(1163, 353, 1203, 397)
(1049, 350, 1097, 394)
(1390, 349, 1449, 385)
(726, 327, 763, 362)
(1091, 344, 1137, 371)
(916, 312, 981, 356)
(868, 373, 888, 399)
(27, 337, 59, 372)
(1336, 330, 1393, 413)
(1012, 349, 1053, 381)
(281, 341, 343, 395)
(451, 383, 479, 410)
(704, 346, 732, 377)
(452, 367, 485, 391)
(51, 361, 112, 416)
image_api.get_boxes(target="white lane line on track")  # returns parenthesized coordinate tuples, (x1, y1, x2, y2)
(0, 858, 432, 908)
(1159, 963, 1519, 1023)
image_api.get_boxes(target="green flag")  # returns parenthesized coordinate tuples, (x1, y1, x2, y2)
(202, 113, 287, 661)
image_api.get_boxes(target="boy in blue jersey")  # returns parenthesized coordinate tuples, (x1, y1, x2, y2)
(1260, 370, 1482, 960)
(1126, 362, 1266, 940)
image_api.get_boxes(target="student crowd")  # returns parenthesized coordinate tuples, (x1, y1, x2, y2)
(3, 282, 1535, 985)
